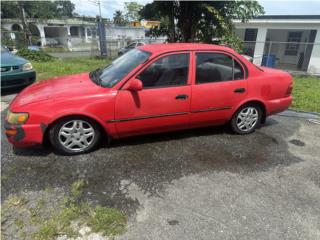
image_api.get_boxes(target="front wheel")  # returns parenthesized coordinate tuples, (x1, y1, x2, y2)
(49, 117, 101, 155)
(230, 104, 262, 134)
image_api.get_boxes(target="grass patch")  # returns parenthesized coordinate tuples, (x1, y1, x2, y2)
(17, 48, 54, 62)
(87, 205, 126, 236)
(32, 56, 110, 81)
(292, 76, 320, 113)
(33, 179, 126, 240)
(2, 180, 126, 240)
(41, 47, 69, 53)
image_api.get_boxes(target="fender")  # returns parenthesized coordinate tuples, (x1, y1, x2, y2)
(47, 111, 118, 138)
(231, 97, 267, 119)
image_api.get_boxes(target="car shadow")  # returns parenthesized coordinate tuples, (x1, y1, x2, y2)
(12, 146, 52, 156)
(111, 124, 230, 148)
(9, 118, 280, 157)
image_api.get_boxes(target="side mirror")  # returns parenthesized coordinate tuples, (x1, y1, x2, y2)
(123, 78, 143, 91)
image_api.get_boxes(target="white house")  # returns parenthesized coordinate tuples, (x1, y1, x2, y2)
(234, 15, 320, 74)
(1, 18, 145, 50)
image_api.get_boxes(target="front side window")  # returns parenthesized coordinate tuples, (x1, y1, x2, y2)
(196, 53, 244, 84)
(137, 53, 189, 88)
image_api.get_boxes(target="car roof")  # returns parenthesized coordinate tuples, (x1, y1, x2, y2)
(139, 43, 236, 55)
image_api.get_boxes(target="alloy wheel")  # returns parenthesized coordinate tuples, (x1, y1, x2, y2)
(236, 107, 259, 132)
(58, 120, 95, 152)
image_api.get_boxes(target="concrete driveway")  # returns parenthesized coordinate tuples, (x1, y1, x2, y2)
(1, 92, 320, 240)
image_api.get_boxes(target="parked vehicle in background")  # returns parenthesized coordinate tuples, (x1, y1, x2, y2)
(27, 46, 41, 51)
(2, 45, 18, 54)
(5, 43, 293, 155)
(117, 41, 145, 56)
(1, 45, 36, 90)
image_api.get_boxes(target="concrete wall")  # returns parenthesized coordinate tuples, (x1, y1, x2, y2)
(106, 26, 145, 40)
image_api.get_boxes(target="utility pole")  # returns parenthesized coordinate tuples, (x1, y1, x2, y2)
(18, 1, 32, 46)
(98, 0, 102, 20)
(88, 0, 107, 56)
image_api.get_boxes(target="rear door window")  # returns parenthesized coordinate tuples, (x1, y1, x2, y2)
(196, 52, 244, 84)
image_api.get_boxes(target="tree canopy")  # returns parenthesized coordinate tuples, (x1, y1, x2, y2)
(1, 1, 75, 19)
(124, 2, 143, 22)
(113, 10, 127, 26)
(139, 1, 264, 50)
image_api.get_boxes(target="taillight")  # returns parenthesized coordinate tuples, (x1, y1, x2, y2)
(285, 83, 293, 96)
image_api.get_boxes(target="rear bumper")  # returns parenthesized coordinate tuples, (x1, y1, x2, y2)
(1, 70, 36, 90)
(266, 96, 292, 116)
(4, 121, 45, 147)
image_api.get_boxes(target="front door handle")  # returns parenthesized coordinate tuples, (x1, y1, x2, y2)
(234, 88, 246, 93)
(175, 94, 188, 100)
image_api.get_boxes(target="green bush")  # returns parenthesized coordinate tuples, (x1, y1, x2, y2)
(17, 48, 54, 62)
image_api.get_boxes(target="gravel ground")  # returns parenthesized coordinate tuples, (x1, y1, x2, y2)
(1, 93, 320, 239)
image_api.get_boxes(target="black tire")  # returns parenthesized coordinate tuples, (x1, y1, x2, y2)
(230, 103, 262, 134)
(49, 116, 101, 155)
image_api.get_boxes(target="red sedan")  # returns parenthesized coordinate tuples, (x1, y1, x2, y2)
(5, 44, 293, 155)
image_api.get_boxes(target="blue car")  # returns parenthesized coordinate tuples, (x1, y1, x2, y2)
(1, 46, 36, 90)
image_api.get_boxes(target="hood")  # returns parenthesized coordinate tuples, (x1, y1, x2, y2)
(10, 72, 103, 109)
(1, 52, 28, 66)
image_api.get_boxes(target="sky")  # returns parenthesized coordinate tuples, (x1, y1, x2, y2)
(71, 0, 320, 19)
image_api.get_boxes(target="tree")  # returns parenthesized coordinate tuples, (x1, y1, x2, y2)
(1, 1, 75, 19)
(124, 2, 143, 22)
(113, 10, 127, 26)
(139, 1, 177, 42)
(139, 1, 264, 51)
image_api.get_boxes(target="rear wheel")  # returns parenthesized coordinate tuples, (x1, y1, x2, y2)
(50, 117, 101, 155)
(230, 104, 262, 134)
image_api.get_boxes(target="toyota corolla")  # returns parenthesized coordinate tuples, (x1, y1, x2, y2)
(5, 43, 293, 155)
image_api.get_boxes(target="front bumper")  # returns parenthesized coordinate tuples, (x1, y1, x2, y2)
(4, 121, 45, 147)
(1, 70, 36, 90)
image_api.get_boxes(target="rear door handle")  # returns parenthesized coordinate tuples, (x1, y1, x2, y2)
(234, 88, 246, 93)
(175, 94, 188, 100)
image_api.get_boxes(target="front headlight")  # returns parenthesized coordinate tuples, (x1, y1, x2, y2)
(22, 62, 33, 71)
(7, 111, 29, 124)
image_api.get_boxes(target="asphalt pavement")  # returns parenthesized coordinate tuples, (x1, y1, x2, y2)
(1, 92, 320, 240)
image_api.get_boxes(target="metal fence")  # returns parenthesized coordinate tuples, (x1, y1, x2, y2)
(243, 41, 320, 74)
(1, 30, 166, 58)
(2, 29, 319, 74)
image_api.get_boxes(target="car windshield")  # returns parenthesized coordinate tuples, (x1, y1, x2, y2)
(97, 49, 151, 88)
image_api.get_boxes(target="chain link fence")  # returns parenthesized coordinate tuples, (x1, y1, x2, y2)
(2, 29, 319, 74)
(1, 29, 166, 58)
(243, 41, 320, 74)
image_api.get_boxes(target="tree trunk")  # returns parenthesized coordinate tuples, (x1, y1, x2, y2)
(18, 2, 31, 46)
(170, 2, 175, 42)
(179, 2, 197, 42)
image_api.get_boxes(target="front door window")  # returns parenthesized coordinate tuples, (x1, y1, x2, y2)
(137, 53, 189, 88)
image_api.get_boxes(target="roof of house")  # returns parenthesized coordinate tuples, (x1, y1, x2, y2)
(233, 15, 320, 25)
(254, 15, 320, 20)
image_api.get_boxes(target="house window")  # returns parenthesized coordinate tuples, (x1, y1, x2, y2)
(285, 32, 302, 56)
(244, 28, 258, 41)
(87, 28, 92, 37)
(70, 26, 79, 37)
